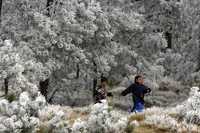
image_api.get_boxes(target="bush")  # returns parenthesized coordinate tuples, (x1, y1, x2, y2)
(0, 92, 46, 133)
(72, 100, 128, 133)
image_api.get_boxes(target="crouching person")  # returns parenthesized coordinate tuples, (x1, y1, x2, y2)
(94, 77, 108, 103)
(94, 77, 113, 104)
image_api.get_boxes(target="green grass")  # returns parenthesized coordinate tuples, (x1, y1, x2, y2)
(6, 93, 16, 102)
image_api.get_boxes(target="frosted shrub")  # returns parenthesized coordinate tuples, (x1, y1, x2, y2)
(72, 100, 128, 133)
(72, 119, 87, 133)
(19, 92, 30, 107)
(0, 92, 46, 133)
(38, 105, 71, 133)
(32, 94, 46, 110)
(145, 106, 165, 114)
(0, 40, 41, 98)
(176, 87, 200, 125)
(38, 105, 65, 121)
(0, 99, 9, 115)
(145, 114, 178, 131)
(158, 77, 183, 92)
(191, 71, 200, 85)
(145, 113, 199, 132)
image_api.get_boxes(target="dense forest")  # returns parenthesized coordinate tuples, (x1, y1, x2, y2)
(0, 0, 200, 132)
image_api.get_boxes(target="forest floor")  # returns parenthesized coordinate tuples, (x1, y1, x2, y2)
(1, 87, 200, 132)
(58, 107, 198, 133)
(55, 101, 200, 133)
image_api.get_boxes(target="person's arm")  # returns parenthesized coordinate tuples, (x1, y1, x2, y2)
(121, 84, 134, 96)
(144, 86, 151, 94)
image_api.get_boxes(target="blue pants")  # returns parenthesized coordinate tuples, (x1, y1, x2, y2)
(131, 100, 144, 113)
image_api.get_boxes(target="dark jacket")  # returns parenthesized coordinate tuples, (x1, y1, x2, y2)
(121, 83, 151, 104)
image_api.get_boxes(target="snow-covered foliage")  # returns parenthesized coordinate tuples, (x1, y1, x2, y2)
(0, 87, 200, 133)
(72, 100, 128, 133)
(0, 40, 40, 97)
(139, 87, 200, 132)
(38, 105, 71, 133)
(175, 87, 200, 125)
(26, 99, 129, 133)
(0, 0, 198, 107)
(144, 112, 198, 132)
(0, 0, 199, 132)
(0, 92, 46, 133)
(0, 94, 128, 133)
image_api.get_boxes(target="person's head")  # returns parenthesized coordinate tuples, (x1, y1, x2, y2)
(134, 75, 144, 85)
(101, 77, 108, 88)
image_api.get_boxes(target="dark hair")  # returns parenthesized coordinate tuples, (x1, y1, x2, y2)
(101, 77, 108, 83)
(134, 75, 142, 84)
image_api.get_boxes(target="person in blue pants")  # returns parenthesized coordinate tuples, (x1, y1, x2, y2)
(121, 75, 151, 113)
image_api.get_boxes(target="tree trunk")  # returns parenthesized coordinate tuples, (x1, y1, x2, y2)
(4, 78, 8, 95)
(197, 44, 200, 71)
(46, 0, 54, 16)
(93, 61, 97, 99)
(39, 78, 49, 100)
(48, 87, 59, 103)
(76, 64, 80, 79)
(0, 0, 2, 24)
(165, 32, 172, 49)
